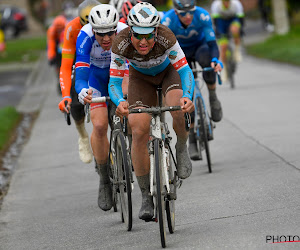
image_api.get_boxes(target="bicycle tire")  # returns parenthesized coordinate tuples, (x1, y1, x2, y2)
(227, 46, 236, 89)
(196, 97, 212, 173)
(154, 139, 167, 248)
(165, 152, 175, 234)
(109, 152, 118, 213)
(113, 131, 133, 231)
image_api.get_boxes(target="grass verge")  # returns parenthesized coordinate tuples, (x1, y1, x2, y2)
(0, 107, 22, 152)
(0, 36, 46, 64)
(246, 24, 300, 66)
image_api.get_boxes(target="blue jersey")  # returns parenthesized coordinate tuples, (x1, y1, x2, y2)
(161, 7, 216, 48)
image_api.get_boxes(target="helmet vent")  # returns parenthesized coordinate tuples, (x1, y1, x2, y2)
(90, 15, 95, 24)
(107, 9, 110, 17)
(133, 14, 139, 23)
(96, 10, 101, 18)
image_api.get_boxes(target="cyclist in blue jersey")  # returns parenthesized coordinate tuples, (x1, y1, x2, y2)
(108, 2, 194, 221)
(75, 4, 128, 212)
(162, 0, 223, 160)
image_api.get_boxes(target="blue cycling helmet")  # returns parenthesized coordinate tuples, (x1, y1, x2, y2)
(173, 0, 195, 11)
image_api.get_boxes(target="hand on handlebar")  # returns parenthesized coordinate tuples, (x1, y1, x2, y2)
(116, 101, 129, 118)
(211, 57, 223, 72)
(78, 88, 93, 105)
(58, 97, 72, 113)
(180, 97, 194, 114)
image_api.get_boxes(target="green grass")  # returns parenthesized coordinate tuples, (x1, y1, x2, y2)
(0, 36, 46, 64)
(0, 107, 21, 151)
(246, 24, 300, 66)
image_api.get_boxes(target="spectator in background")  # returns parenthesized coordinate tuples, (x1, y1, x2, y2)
(258, 0, 274, 32)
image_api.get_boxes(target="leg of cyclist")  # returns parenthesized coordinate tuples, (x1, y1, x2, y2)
(165, 89, 192, 179)
(195, 44, 223, 123)
(89, 69, 112, 211)
(129, 113, 153, 220)
(127, 70, 156, 220)
(230, 21, 242, 62)
(70, 81, 93, 163)
(90, 105, 112, 211)
(162, 64, 192, 179)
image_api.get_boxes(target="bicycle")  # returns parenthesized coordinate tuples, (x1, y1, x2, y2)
(190, 61, 222, 173)
(86, 98, 133, 231)
(129, 84, 189, 248)
(225, 41, 237, 89)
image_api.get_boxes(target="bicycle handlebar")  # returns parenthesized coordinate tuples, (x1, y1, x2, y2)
(192, 67, 222, 85)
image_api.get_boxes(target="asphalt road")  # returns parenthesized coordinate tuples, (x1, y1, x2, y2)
(0, 23, 300, 250)
(0, 71, 29, 109)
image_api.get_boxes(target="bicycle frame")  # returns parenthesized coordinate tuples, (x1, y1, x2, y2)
(193, 80, 213, 137)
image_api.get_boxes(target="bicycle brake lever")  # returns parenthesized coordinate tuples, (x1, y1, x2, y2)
(64, 100, 71, 126)
(217, 71, 222, 85)
(85, 103, 90, 123)
(184, 113, 190, 132)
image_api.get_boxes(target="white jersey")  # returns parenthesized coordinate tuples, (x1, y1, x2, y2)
(211, 0, 244, 19)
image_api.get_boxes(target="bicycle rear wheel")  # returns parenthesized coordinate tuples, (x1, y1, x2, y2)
(196, 97, 212, 173)
(113, 131, 133, 231)
(154, 139, 167, 248)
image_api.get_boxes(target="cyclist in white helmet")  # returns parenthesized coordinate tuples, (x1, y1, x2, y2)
(108, 2, 195, 221)
(75, 4, 128, 211)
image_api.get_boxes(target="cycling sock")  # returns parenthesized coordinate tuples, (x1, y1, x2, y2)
(176, 136, 188, 150)
(75, 118, 88, 138)
(136, 174, 150, 194)
(208, 88, 218, 102)
(189, 128, 196, 144)
(96, 163, 110, 184)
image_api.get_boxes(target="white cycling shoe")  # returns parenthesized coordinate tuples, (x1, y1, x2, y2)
(78, 137, 93, 163)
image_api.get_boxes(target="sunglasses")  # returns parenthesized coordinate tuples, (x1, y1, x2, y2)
(132, 32, 155, 40)
(95, 30, 116, 37)
(177, 10, 195, 17)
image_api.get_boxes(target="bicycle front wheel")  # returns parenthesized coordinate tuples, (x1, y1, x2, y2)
(113, 131, 133, 231)
(166, 157, 175, 234)
(196, 97, 212, 173)
(154, 139, 167, 248)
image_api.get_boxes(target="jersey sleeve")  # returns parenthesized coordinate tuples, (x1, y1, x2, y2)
(108, 52, 127, 106)
(166, 41, 194, 100)
(235, 1, 245, 18)
(75, 30, 92, 94)
(47, 26, 57, 60)
(211, 1, 220, 19)
(60, 23, 77, 98)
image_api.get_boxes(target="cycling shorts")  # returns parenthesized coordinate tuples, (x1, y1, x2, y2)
(88, 65, 110, 110)
(128, 63, 182, 108)
(216, 17, 240, 37)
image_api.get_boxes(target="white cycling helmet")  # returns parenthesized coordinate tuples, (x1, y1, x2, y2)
(88, 4, 119, 33)
(109, 0, 124, 15)
(127, 2, 160, 34)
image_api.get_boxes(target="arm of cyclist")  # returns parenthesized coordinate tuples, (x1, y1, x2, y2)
(166, 41, 194, 113)
(58, 21, 78, 113)
(108, 52, 128, 116)
(47, 26, 57, 65)
(200, 12, 223, 73)
(74, 29, 93, 105)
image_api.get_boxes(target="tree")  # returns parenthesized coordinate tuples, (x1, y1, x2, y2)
(271, 0, 290, 35)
